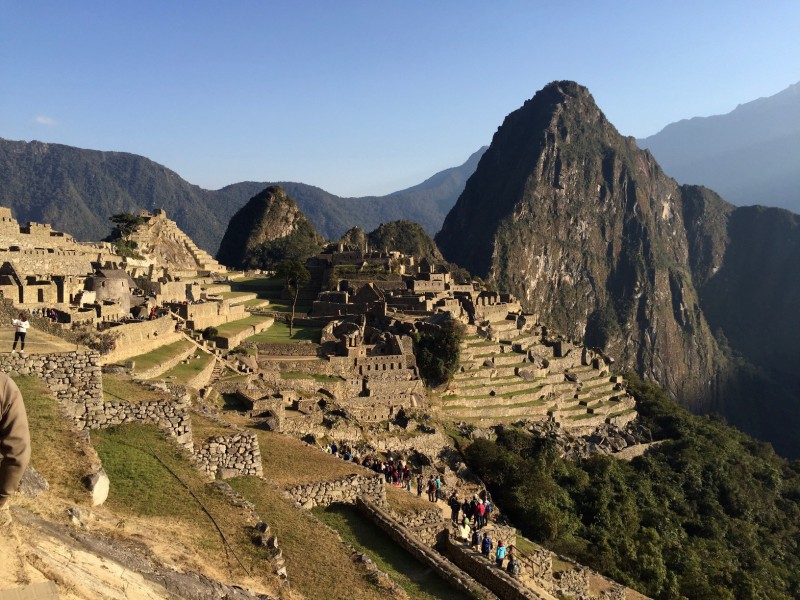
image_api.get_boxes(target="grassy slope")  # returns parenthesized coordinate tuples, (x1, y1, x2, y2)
(248, 321, 321, 344)
(128, 339, 194, 374)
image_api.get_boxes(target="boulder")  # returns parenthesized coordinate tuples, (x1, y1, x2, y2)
(83, 469, 110, 506)
(19, 466, 49, 499)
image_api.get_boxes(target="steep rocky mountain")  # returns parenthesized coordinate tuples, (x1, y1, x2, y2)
(639, 81, 800, 212)
(0, 137, 485, 252)
(216, 185, 322, 269)
(366, 220, 444, 263)
(437, 80, 800, 457)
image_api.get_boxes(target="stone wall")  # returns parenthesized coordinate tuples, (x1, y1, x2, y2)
(356, 497, 493, 599)
(287, 474, 385, 509)
(215, 317, 274, 350)
(134, 341, 196, 379)
(101, 316, 182, 364)
(445, 535, 548, 600)
(79, 397, 193, 449)
(0, 351, 103, 406)
(256, 342, 320, 356)
(391, 507, 447, 547)
(194, 432, 263, 478)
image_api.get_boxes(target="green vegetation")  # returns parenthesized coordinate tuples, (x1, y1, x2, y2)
(413, 318, 466, 387)
(366, 220, 444, 264)
(248, 320, 321, 344)
(103, 373, 172, 403)
(230, 476, 386, 600)
(214, 315, 272, 336)
(275, 259, 311, 335)
(129, 339, 194, 374)
(92, 425, 274, 576)
(315, 504, 466, 600)
(160, 350, 214, 385)
(463, 376, 800, 599)
(246, 220, 322, 270)
(16, 376, 91, 502)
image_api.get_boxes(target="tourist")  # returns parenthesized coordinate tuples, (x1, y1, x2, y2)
(474, 499, 486, 529)
(427, 476, 436, 502)
(484, 498, 493, 524)
(434, 474, 442, 499)
(506, 550, 521, 577)
(481, 533, 493, 558)
(495, 541, 506, 568)
(416, 475, 423, 497)
(11, 312, 29, 356)
(471, 528, 481, 550)
(0, 373, 30, 527)
(448, 491, 460, 523)
(459, 519, 470, 543)
(461, 498, 472, 522)
(405, 475, 411, 492)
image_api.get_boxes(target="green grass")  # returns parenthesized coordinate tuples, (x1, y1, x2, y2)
(214, 315, 273, 336)
(15, 375, 91, 503)
(160, 350, 214, 385)
(92, 425, 275, 578)
(314, 504, 467, 600)
(247, 320, 321, 344)
(219, 291, 255, 299)
(127, 339, 194, 374)
(103, 374, 173, 403)
(230, 476, 387, 600)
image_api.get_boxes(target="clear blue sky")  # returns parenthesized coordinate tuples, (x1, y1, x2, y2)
(1, 1, 798, 196)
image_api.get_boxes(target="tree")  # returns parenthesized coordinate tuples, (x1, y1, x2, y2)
(275, 259, 310, 337)
(108, 213, 145, 241)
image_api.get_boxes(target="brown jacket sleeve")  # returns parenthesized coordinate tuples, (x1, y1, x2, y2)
(0, 373, 30, 507)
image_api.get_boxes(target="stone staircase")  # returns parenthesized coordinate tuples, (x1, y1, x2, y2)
(440, 334, 637, 431)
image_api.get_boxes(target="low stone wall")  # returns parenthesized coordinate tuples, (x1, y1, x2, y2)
(134, 341, 197, 379)
(194, 432, 263, 478)
(356, 497, 492, 599)
(183, 353, 217, 391)
(78, 397, 193, 449)
(215, 317, 274, 349)
(0, 351, 103, 405)
(445, 534, 548, 600)
(287, 474, 385, 509)
(101, 316, 182, 364)
(392, 508, 447, 547)
(256, 342, 320, 356)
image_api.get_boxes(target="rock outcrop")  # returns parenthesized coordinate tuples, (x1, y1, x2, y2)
(437, 80, 800, 457)
(216, 185, 322, 269)
(437, 80, 722, 409)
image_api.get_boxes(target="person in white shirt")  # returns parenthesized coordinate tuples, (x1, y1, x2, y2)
(11, 313, 29, 355)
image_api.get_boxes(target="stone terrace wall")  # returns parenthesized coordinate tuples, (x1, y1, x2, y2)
(287, 474, 385, 509)
(194, 432, 263, 478)
(0, 351, 103, 405)
(101, 316, 182, 364)
(391, 507, 447, 547)
(445, 535, 548, 600)
(134, 342, 196, 379)
(256, 342, 320, 356)
(76, 396, 194, 449)
(356, 497, 493, 599)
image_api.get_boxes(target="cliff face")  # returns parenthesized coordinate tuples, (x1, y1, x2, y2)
(216, 185, 321, 269)
(437, 81, 722, 406)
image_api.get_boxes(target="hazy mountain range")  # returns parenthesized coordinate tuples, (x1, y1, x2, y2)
(639, 81, 800, 212)
(0, 137, 486, 253)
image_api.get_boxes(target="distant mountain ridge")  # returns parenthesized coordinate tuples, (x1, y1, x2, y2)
(638, 81, 800, 212)
(0, 137, 486, 252)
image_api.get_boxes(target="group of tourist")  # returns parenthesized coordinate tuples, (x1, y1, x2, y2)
(450, 491, 521, 576)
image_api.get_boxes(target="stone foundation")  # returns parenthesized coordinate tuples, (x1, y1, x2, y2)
(194, 432, 263, 478)
(287, 474, 385, 508)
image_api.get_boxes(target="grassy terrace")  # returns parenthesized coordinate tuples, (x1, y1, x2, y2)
(128, 339, 194, 374)
(314, 504, 465, 600)
(443, 397, 549, 412)
(16, 375, 91, 503)
(229, 276, 311, 314)
(384, 484, 437, 515)
(92, 425, 278, 589)
(191, 412, 236, 440)
(231, 477, 389, 600)
(255, 430, 364, 488)
(159, 350, 214, 385)
(103, 373, 173, 404)
(247, 320, 321, 344)
(214, 315, 273, 336)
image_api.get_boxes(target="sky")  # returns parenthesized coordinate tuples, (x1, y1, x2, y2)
(1, 2, 799, 196)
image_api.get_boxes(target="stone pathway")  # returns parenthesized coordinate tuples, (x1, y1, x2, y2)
(0, 327, 80, 354)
